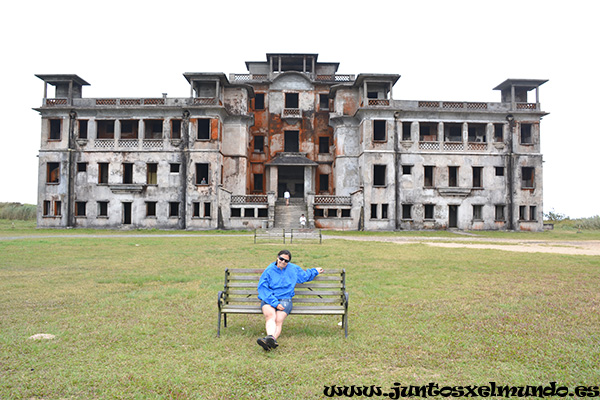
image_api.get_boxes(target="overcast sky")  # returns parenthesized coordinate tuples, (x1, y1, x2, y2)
(1, 0, 598, 218)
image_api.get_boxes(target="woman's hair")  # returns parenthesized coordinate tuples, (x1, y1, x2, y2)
(278, 249, 292, 261)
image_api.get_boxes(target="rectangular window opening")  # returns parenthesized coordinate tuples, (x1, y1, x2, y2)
(341, 209, 351, 218)
(170, 163, 180, 173)
(373, 165, 386, 186)
(402, 122, 412, 141)
(319, 94, 329, 110)
(255, 93, 265, 110)
(424, 166, 434, 188)
(402, 204, 412, 220)
(473, 167, 483, 188)
(77, 162, 87, 173)
(123, 163, 133, 184)
(146, 201, 157, 217)
(97, 120, 115, 139)
(46, 162, 60, 184)
(318, 137, 329, 154)
(370, 204, 378, 219)
(522, 167, 534, 188)
(449, 166, 458, 187)
(98, 201, 109, 217)
(196, 163, 209, 185)
(319, 174, 329, 193)
(75, 201, 86, 217)
(473, 204, 483, 221)
(495, 205, 505, 221)
(444, 123, 462, 142)
(521, 123, 533, 144)
(425, 204, 434, 220)
(381, 204, 389, 219)
(204, 202, 211, 218)
(120, 120, 139, 139)
(284, 130, 299, 152)
(529, 206, 537, 221)
(495, 166, 504, 176)
(78, 120, 88, 139)
(49, 119, 61, 140)
(468, 124, 487, 143)
(245, 208, 255, 218)
(198, 119, 210, 140)
(169, 202, 180, 218)
(253, 173, 264, 192)
(285, 93, 299, 109)
(254, 136, 265, 153)
(494, 123, 504, 142)
(373, 120, 386, 141)
(144, 119, 163, 140)
(171, 119, 182, 139)
(147, 163, 158, 185)
(193, 202, 201, 217)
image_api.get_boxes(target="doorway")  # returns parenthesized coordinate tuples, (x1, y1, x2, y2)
(449, 205, 458, 228)
(278, 166, 304, 198)
(123, 202, 132, 225)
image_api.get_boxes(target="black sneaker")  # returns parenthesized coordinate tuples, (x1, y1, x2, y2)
(265, 335, 279, 349)
(257, 336, 271, 351)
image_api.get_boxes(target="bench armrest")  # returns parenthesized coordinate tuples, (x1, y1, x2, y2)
(217, 290, 225, 311)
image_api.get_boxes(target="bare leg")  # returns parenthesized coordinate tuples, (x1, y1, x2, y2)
(273, 310, 288, 339)
(262, 304, 277, 336)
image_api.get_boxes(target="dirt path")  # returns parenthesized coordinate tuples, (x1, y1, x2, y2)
(323, 235, 600, 256)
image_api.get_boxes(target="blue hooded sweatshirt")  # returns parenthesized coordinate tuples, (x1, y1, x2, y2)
(257, 261, 319, 308)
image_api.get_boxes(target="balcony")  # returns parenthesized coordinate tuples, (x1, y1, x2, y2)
(282, 108, 302, 121)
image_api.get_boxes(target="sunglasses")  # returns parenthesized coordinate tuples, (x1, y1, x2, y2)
(278, 256, 290, 263)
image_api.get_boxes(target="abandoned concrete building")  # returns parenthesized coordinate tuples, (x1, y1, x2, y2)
(35, 53, 548, 231)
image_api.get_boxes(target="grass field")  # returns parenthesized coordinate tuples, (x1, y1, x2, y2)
(1, 224, 599, 399)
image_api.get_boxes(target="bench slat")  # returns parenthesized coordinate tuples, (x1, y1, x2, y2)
(229, 289, 343, 296)
(227, 282, 343, 289)
(226, 268, 345, 274)
(225, 297, 343, 304)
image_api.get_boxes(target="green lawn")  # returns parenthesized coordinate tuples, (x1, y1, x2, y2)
(1, 226, 599, 399)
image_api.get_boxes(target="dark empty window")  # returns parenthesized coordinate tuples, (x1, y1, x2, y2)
(319, 94, 329, 110)
(193, 202, 201, 217)
(373, 165, 386, 186)
(402, 204, 412, 220)
(424, 166, 434, 187)
(255, 93, 265, 110)
(285, 93, 299, 108)
(314, 208, 324, 218)
(521, 123, 532, 144)
(196, 163, 209, 185)
(371, 204, 378, 219)
(402, 165, 412, 175)
(77, 162, 87, 173)
(75, 201, 86, 217)
(402, 122, 412, 141)
(147, 163, 158, 185)
(121, 120, 139, 139)
(420, 123, 438, 141)
(170, 163, 180, 173)
(245, 208, 255, 218)
(198, 119, 210, 140)
(171, 119, 182, 139)
(327, 209, 337, 217)
(425, 204, 434, 219)
(97, 120, 115, 139)
(449, 166, 458, 187)
(98, 201, 109, 217)
(123, 163, 133, 184)
(146, 202, 157, 217)
(373, 120, 386, 141)
(319, 137, 329, 154)
(204, 203, 212, 217)
(46, 162, 60, 184)
(495, 166, 504, 176)
(284, 131, 299, 152)
(522, 167, 534, 188)
(319, 174, 329, 192)
(494, 123, 504, 142)
(254, 136, 265, 152)
(473, 167, 483, 188)
(258, 208, 268, 218)
(468, 124, 486, 142)
(144, 120, 163, 139)
(169, 202, 179, 217)
(98, 163, 109, 184)
(78, 120, 88, 139)
(49, 119, 61, 140)
(253, 173, 264, 192)
(231, 208, 241, 217)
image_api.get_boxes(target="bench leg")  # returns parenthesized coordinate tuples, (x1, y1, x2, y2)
(223, 313, 227, 328)
(343, 314, 348, 338)
(217, 312, 221, 337)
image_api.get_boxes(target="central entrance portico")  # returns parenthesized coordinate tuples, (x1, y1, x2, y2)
(266, 153, 317, 201)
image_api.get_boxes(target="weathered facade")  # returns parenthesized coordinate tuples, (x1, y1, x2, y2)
(35, 53, 548, 231)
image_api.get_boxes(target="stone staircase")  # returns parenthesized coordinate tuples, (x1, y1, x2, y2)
(273, 198, 308, 229)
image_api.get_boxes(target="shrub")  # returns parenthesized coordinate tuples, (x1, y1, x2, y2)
(0, 202, 36, 220)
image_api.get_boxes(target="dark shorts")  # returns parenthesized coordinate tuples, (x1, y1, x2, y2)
(261, 298, 293, 314)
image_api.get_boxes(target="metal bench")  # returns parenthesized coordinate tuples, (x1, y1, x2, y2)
(290, 228, 322, 244)
(217, 268, 349, 337)
(253, 228, 286, 244)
